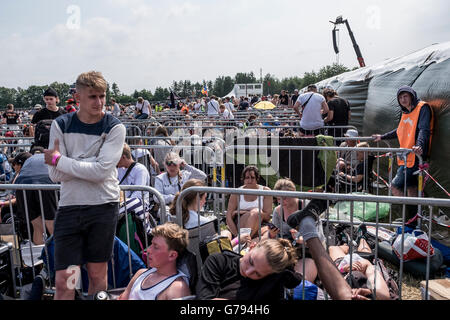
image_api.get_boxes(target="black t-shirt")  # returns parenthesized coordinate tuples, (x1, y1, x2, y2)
(196, 251, 302, 300)
(280, 94, 289, 105)
(250, 96, 259, 105)
(2, 111, 20, 124)
(327, 97, 350, 125)
(31, 107, 66, 124)
(291, 94, 299, 105)
(239, 101, 249, 110)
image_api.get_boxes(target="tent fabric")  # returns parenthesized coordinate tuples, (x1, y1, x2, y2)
(312, 41, 450, 202)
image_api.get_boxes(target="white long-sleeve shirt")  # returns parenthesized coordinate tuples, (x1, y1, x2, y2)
(154, 165, 207, 205)
(48, 112, 126, 207)
(117, 162, 151, 205)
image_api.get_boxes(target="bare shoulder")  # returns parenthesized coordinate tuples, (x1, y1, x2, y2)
(162, 277, 191, 300)
(262, 186, 271, 191)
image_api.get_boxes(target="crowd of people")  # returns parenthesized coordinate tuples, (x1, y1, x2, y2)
(0, 70, 435, 301)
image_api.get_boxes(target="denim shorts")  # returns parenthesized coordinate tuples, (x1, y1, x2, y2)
(53, 202, 118, 271)
(391, 163, 419, 190)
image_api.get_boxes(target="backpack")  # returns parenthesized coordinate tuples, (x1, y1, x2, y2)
(34, 119, 53, 148)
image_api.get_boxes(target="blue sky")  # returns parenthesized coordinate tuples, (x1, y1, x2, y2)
(1, 0, 449, 94)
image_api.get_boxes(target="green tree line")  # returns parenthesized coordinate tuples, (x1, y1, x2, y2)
(0, 63, 351, 109)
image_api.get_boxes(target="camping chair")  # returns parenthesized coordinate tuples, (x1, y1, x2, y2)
(186, 218, 219, 272)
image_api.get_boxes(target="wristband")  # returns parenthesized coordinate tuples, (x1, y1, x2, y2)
(52, 154, 61, 166)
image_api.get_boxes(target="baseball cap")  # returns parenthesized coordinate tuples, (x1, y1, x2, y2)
(43, 87, 58, 97)
(12, 152, 31, 166)
(344, 129, 359, 137)
(34, 104, 43, 109)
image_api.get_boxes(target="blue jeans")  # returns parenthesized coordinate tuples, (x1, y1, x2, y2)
(391, 163, 419, 190)
(135, 113, 149, 119)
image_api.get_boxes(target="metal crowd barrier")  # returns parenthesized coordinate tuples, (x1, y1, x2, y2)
(224, 144, 424, 224)
(127, 144, 225, 213)
(175, 186, 450, 300)
(0, 184, 166, 298)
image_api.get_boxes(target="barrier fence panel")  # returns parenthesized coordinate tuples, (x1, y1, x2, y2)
(128, 143, 225, 213)
(0, 184, 165, 298)
(175, 186, 449, 300)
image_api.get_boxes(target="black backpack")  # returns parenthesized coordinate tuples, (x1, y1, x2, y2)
(34, 119, 53, 148)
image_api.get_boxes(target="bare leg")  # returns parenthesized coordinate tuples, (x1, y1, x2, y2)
(86, 262, 108, 295)
(295, 258, 318, 283)
(364, 262, 391, 300)
(391, 185, 404, 197)
(238, 210, 263, 239)
(407, 186, 418, 197)
(328, 245, 348, 262)
(55, 266, 80, 300)
(30, 218, 44, 245)
(357, 238, 371, 253)
(45, 220, 54, 235)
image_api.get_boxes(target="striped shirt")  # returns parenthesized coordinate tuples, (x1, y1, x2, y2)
(48, 112, 126, 207)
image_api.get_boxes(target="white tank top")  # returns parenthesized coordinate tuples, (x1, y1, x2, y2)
(238, 185, 264, 211)
(128, 268, 188, 300)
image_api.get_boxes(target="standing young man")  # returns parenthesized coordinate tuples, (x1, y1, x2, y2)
(44, 71, 126, 300)
(372, 86, 433, 200)
(30, 87, 66, 136)
(293, 84, 330, 136)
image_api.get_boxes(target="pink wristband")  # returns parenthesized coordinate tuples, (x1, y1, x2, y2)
(52, 154, 61, 166)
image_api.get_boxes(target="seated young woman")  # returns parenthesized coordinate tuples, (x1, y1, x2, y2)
(169, 179, 251, 249)
(272, 178, 303, 241)
(118, 223, 191, 300)
(196, 238, 303, 300)
(226, 165, 273, 239)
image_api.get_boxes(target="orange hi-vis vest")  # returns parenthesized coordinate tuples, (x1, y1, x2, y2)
(396, 101, 433, 168)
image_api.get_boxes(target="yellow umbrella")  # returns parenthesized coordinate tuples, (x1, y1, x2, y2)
(253, 101, 276, 110)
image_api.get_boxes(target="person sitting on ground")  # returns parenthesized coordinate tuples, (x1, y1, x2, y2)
(272, 178, 304, 240)
(338, 142, 372, 191)
(169, 179, 252, 249)
(226, 165, 273, 239)
(154, 152, 207, 209)
(196, 238, 303, 300)
(336, 129, 360, 172)
(118, 222, 191, 300)
(328, 224, 391, 300)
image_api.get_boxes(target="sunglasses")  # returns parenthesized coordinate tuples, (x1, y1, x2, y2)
(166, 161, 178, 166)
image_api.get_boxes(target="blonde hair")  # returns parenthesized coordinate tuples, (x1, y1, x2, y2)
(76, 71, 107, 92)
(170, 179, 206, 226)
(151, 222, 189, 255)
(164, 152, 182, 165)
(255, 238, 297, 273)
(122, 143, 132, 159)
(274, 178, 296, 191)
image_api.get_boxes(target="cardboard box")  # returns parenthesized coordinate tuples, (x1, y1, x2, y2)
(420, 278, 450, 300)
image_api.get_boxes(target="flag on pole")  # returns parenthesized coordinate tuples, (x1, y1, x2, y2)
(201, 84, 208, 96)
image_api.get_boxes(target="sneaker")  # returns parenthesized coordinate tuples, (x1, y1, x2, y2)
(355, 223, 368, 246)
(338, 230, 357, 247)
